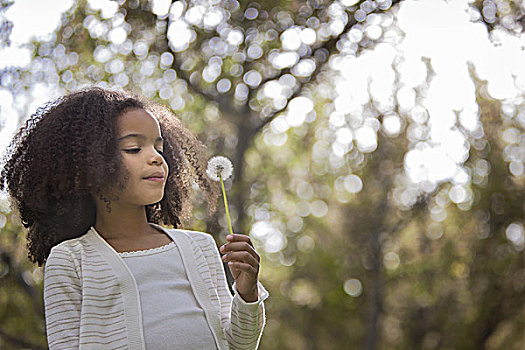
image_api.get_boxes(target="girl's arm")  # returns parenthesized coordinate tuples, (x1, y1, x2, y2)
(43, 245, 82, 350)
(206, 234, 269, 350)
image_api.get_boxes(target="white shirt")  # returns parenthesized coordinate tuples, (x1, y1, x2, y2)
(119, 241, 217, 349)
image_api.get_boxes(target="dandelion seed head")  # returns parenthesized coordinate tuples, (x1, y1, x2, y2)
(206, 156, 233, 181)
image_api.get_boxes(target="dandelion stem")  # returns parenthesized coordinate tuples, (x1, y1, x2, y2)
(219, 175, 233, 235)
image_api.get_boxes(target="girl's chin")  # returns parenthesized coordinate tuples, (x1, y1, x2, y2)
(143, 195, 165, 206)
(144, 200, 162, 206)
(115, 189, 165, 207)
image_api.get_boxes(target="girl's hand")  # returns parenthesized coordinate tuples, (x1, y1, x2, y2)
(220, 233, 260, 302)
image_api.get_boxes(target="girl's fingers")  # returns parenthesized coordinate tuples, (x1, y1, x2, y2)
(226, 234, 254, 247)
(222, 251, 259, 267)
(220, 241, 260, 262)
(228, 261, 258, 276)
(221, 242, 259, 260)
(226, 233, 252, 243)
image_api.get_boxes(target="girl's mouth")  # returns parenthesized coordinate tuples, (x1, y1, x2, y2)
(143, 171, 165, 182)
(143, 177, 164, 182)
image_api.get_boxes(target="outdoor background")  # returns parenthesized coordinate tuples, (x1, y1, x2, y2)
(0, 0, 524, 349)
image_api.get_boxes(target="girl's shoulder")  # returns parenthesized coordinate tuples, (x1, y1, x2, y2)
(45, 229, 93, 272)
(50, 229, 92, 253)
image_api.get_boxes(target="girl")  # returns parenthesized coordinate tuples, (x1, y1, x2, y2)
(0, 87, 268, 350)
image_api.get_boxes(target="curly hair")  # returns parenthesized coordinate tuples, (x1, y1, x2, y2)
(0, 87, 220, 266)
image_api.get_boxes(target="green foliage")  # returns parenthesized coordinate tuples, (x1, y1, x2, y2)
(0, 205, 46, 349)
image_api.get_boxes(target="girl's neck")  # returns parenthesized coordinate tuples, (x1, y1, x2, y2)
(94, 203, 153, 240)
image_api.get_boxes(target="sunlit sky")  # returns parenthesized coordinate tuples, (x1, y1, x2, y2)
(0, 0, 524, 187)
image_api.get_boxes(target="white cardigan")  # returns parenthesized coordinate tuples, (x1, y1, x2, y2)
(43, 223, 269, 350)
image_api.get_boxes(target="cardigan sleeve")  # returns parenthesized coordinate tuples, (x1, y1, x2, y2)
(205, 235, 269, 350)
(43, 244, 82, 350)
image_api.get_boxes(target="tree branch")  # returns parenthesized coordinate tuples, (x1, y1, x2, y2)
(250, 0, 404, 137)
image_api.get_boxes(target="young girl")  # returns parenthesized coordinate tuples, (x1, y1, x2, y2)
(0, 87, 268, 350)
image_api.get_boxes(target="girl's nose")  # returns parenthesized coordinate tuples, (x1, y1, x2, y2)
(149, 150, 164, 165)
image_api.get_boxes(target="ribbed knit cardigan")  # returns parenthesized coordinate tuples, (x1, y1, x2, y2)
(43, 223, 269, 350)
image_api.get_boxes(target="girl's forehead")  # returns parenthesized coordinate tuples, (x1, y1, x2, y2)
(117, 109, 161, 135)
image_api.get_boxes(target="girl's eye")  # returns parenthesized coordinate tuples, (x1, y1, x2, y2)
(123, 149, 164, 155)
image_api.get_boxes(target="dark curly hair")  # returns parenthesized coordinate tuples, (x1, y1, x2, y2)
(0, 87, 220, 266)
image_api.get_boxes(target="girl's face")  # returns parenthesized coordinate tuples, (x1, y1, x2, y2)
(113, 108, 169, 207)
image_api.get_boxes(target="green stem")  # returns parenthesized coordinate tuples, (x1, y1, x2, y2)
(219, 176, 233, 235)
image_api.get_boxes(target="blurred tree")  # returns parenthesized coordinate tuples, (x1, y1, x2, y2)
(1, 0, 525, 349)
(378, 65, 525, 349)
(248, 44, 432, 349)
(16, 0, 402, 234)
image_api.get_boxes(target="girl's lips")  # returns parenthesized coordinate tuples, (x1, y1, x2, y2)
(143, 171, 165, 182)
(143, 177, 164, 182)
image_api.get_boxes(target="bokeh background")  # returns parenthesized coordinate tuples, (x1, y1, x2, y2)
(0, 0, 524, 349)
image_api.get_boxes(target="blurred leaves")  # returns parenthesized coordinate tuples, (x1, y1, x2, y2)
(471, 0, 525, 33)
(0, 206, 46, 350)
(0, 0, 13, 47)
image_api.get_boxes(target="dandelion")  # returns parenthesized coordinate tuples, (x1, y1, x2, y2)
(206, 156, 234, 235)
(206, 156, 233, 182)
